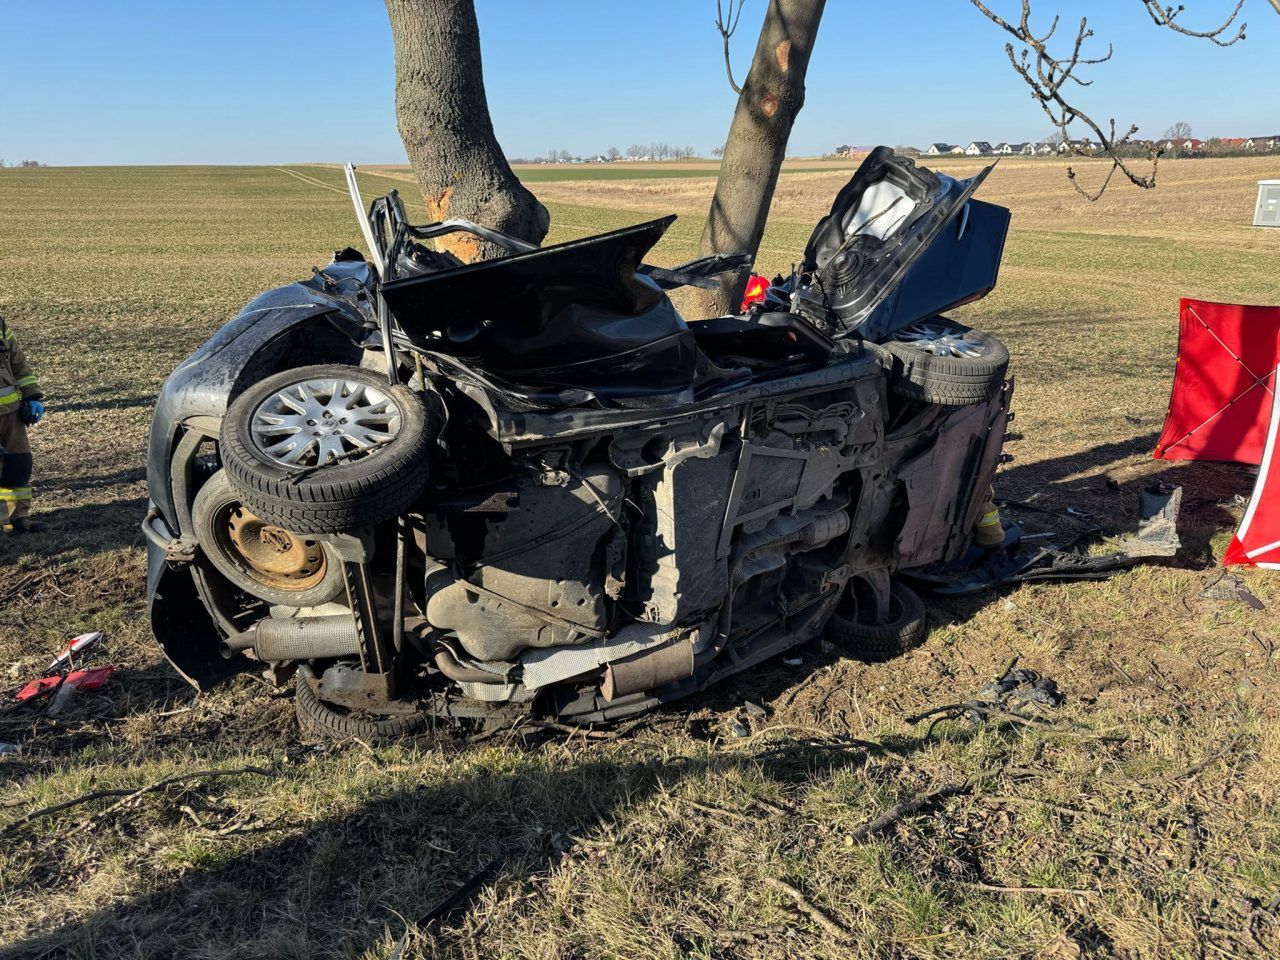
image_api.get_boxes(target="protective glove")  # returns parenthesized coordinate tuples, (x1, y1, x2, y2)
(19, 399, 43, 425)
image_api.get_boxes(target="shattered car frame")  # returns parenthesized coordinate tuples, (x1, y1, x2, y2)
(144, 148, 1014, 735)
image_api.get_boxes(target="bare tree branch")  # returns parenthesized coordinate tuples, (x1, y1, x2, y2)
(1140, 1, 1247, 45)
(715, 0, 747, 94)
(969, 0, 1260, 200)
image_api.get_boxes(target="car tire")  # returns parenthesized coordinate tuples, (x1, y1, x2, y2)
(220, 364, 432, 534)
(826, 579, 928, 662)
(295, 675, 429, 741)
(881, 318, 1008, 406)
(192, 470, 347, 607)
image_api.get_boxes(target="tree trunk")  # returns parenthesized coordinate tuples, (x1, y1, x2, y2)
(385, 0, 549, 262)
(696, 0, 826, 316)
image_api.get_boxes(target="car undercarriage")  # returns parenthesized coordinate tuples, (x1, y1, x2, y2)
(143, 147, 1014, 737)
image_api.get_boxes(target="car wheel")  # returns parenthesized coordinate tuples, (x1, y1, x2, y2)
(882, 318, 1008, 405)
(220, 364, 432, 534)
(826, 579, 927, 662)
(192, 471, 346, 607)
(295, 674, 428, 741)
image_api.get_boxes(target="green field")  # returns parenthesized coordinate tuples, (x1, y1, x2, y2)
(3, 156, 1280, 958)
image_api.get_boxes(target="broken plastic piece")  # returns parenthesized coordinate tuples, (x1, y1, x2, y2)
(15, 665, 115, 707)
(1117, 485, 1183, 558)
(46, 631, 104, 675)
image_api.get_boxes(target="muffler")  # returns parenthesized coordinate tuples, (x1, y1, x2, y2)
(221, 615, 361, 661)
(601, 636, 695, 700)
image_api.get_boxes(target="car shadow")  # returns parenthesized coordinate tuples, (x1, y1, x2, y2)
(0, 729, 960, 959)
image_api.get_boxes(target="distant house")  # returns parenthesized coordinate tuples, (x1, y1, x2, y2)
(833, 144, 853, 157)
(1058, 139, 1097, 154)
(1012, 142, 1033, 155)
(1037, 141, 1056, 155)
(965, 141, 993, 156)
(950, 144, 966, 155)
(926, 143, 955, 156)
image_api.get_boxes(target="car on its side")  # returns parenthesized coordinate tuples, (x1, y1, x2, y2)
(143, 147, 1012, 738)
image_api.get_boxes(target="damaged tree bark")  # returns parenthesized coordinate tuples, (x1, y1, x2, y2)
(385, 0, 549, 262)
(697, 0, 826, 316)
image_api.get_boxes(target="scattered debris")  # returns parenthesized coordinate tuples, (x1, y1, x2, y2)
(46, 631, 103, 674)
(9, 631, 115, 717)
(0, 743, 21, 756)
(1117, 484, 1183, 558)
(912, 486, 1183, 596)
(742, 700, 767, 720)
(1201, 571, 1265, 610)
(46, 666, 115, 716)
(907, 661, 1067, 736)
(976, 667, 1065, 711)
(782, 657, 803, 667)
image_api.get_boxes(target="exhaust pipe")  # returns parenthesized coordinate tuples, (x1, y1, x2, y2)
(220, 615, 361, 661)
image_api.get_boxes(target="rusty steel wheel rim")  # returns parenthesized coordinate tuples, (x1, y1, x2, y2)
(222, 504, 328, 591)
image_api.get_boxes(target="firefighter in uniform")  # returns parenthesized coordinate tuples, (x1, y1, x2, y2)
(0, 316, 46, 533)
(973, 488, 1004, 551)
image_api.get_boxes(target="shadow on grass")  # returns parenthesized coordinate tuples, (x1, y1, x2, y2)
(40, 466, 147, 493)
(0, 496, 146, 564)
(0, 733, 941, 960)
(56, 394, 156, 415)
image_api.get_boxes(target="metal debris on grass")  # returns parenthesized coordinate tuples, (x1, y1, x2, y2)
(1201, 571, 1265, 610)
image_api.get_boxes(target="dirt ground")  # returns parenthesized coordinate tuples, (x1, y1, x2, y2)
(3, 155, 1280, 959)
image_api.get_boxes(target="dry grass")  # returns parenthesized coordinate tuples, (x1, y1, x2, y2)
(3, 156, 1280, 958)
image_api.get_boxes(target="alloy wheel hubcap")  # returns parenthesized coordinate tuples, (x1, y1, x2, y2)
(894, 322, 987, 359)
(250, 378, 402, 468)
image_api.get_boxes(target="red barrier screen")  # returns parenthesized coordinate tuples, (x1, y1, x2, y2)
(1154, 299, 1280, 465)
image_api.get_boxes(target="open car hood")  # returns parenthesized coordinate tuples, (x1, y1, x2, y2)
(380, 216, 708, 398)
(797, 147, 1008, 339)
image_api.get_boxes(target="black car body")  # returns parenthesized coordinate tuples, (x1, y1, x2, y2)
(143, 148, 1013, 733)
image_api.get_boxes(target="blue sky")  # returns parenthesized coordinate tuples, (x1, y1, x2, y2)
(1, 0, 1275, 165)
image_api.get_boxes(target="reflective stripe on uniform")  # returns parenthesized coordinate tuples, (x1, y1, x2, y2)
(15, 375, 38, 388)
(0, 487, 32, 502)
(0, 389, 19, 408)
(976, 509, 1002, 528)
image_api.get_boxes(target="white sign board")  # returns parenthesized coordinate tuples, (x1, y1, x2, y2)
(1257, 180, 1280, 228)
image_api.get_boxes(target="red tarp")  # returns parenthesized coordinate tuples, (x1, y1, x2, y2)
(1154, 299, 1280, 464)
(1154, 298, 1280, 567)
(1222, 377, 1280, 566)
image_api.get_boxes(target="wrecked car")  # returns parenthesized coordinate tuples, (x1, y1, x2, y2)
(143, 147, 1014, 737)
